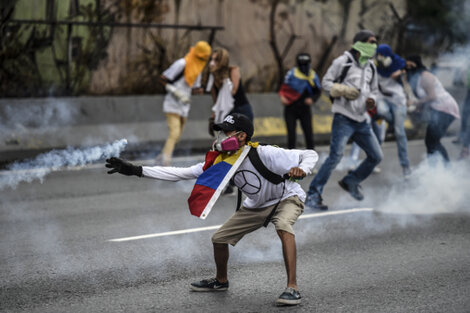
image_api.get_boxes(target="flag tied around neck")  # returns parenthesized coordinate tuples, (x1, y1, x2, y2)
(187, 145, 252, 219)
(278, 68, 319, 104)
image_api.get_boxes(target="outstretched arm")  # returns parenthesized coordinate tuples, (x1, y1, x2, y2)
(106, 157, 203, 181)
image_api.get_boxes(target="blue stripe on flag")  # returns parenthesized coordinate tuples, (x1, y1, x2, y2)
(195, 161, 232, 190)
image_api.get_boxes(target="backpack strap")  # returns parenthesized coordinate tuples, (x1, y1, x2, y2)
(236, 183, 242, 211)
(334, 56, 353, 84)
(369, 62, 376, 84)
(247, 147, 284, 185)
(167, 67, 185, 84)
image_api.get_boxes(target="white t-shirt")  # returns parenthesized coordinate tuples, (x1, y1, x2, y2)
(162, 58, 192, 117)
(142, 146, 318, 209)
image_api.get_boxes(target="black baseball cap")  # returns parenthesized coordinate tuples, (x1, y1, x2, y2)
(213, 113, 254, 139)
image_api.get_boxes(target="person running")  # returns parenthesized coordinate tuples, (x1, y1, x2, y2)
(406, 55, 460, 163)
(279, 53, 322, 149)
(305, 29, 382, 211)
(105, 113, 318, 306)
(157, 41, 211, 166)
(375, 44, 411, 176)
(198, 47, 254, 195)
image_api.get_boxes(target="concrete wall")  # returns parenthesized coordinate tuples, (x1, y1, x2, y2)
(1, 88, 466, 164)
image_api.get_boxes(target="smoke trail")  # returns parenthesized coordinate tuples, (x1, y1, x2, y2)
(0, 139, 127, 191)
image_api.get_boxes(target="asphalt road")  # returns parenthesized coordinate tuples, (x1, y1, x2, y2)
(1, 138, 469, 313)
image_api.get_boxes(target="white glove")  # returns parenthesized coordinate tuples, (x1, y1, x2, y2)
(165, 83, 190, 104)
(330, 83, 360, 100)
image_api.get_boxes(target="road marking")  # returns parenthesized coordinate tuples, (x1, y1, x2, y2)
(108, 207, 373, 242)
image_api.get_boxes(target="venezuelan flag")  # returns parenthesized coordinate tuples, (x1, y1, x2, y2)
(279, 68, 320, 104)
(188, 146, 251, 219)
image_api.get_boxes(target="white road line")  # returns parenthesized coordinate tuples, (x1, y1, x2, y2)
(108, 207, 373, 242)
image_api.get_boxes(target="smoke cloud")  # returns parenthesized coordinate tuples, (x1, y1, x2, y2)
(0, 139, 127, 191)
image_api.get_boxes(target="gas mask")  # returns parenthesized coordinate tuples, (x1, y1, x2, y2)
(377, 55, 392, 68)
(213, 131, 240, 152)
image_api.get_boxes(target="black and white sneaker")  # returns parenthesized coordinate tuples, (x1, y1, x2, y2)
(190, 278, 229, 292)
(275, 287, 301, 306)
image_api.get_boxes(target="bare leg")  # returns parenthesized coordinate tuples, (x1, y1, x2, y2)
(214, 243, 229, 283)
(277, 230, 297, 289)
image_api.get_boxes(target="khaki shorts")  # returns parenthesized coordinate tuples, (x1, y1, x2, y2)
(211, 195, 304, 246)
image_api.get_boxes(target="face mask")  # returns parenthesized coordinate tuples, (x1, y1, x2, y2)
(297, 62, 311, 76)
(377, 55, 392, 67)
(213, 131, 240, 152)
(352, 42, 377, 66)
(209, 60, 216, 68)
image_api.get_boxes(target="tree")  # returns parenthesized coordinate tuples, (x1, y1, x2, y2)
(391, 0, 470, 56)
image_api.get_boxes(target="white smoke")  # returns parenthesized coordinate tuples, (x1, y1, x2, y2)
(0, 139, 128, 191)
(375, 156, 470, 215)
(0, 99, 78, 131)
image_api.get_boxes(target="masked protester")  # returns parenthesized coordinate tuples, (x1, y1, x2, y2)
(157, 41, 211, 166)
(279, 53, 322, 149)
(349, 44, 411, 177)
(105, 113, 318, 307)
(305, 29, 383, 211)
(405, 55, 460, 163)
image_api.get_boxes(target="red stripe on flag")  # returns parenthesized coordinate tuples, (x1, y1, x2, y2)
(188, 184, 215, 217)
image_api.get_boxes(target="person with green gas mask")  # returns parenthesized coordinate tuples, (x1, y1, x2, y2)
(305, 29, 383, 210)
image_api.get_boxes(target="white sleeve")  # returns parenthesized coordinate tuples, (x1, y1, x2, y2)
(193, 73, 202, 88)
(322, 55, 348, 91)
(259, 146, 319, 176)
(162, 59, 186, 81)
(206, 74, 214, 92)
(142, 162, 204, 181)
(297, 149, 319, 176)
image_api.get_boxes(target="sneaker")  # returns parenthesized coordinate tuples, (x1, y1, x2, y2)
(338, 179, 364, 201)
(305, 193, 328, 210)
(275, 287, 301, 306)
(222, 185, 236, 196)
(190, 278, 229, 292)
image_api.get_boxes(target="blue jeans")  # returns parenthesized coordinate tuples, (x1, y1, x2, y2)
(425, 109, 455, 162)
(377, 100, 410, 168)
(308, 114, 383, 195)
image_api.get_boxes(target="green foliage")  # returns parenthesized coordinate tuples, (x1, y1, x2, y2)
(405, 0, 470, 53)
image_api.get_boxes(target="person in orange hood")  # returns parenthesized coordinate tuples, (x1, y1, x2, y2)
(157, 41, 211, 165)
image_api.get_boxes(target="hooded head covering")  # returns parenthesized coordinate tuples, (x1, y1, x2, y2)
(376, 44, 406, 77)
(296, 53, 311, 76)
(353, 30, 376, 43)
(406, 55, 427, 70)
(184, 41, 211, 87)
(405, 55, 427, 95)
(351, 30, 377, 66)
